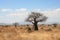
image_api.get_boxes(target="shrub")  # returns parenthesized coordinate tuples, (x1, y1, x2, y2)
(26, 27, 32, 33)
(45, 28, 52, 31)
(3, 25, 9, 27)
(52, 23, 57, 27)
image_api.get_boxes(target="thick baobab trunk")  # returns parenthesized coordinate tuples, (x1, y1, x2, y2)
(33, 17, 38, 30)
(33, 22, 38, 30)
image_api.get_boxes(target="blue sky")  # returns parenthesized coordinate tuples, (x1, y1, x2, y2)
(0, 0, 60, 24)
(0, 0, 60, 9)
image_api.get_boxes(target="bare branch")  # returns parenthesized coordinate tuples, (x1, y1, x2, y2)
(25, 12, 48, 23)
(36, 16, 48, 22)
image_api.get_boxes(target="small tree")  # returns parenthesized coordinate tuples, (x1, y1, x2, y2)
(13, 23, 19, 27)
(52, 23, 57, 27)
(26, 12, 48, 30)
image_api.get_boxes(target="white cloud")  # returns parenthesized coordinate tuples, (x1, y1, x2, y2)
(32, 9, 41, 12)
(6, 8, 30, 23)
(0, 16, 3, 18)
(0, 8, 60, 24)
(16, 8, 27, 12)
(33, 8, 60, 17)
(42, 8, 60, 23)
(1, 9, 12, 12)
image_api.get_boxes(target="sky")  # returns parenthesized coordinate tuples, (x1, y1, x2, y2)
(0, 0, 60, 24)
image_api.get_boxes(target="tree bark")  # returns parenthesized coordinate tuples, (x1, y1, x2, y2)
(33, 22, 38, 30)
(33, 17, 38, 30)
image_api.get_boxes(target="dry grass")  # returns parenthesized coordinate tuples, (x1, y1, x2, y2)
(0, 25, 60, 40)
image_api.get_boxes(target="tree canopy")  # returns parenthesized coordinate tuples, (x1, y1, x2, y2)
(26, 12, 48, 23)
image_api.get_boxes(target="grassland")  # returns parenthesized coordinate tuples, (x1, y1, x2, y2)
(0, 24, 60, 40)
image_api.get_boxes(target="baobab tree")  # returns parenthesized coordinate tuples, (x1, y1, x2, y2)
(26, 12, 48, 30)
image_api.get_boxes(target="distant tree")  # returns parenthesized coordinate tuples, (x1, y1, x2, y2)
(25, 12, 48, 30)
(52, 23, 57, 27)
(13, 23, 19, 27)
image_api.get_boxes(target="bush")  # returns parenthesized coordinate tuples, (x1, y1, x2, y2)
(3, 25, 9, 27)
(45, 28, 52, 31)
(52, 23, 57, 27)
(26, 27, 32, 33)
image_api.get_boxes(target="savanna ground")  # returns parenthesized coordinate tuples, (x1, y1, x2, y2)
(0, 24, 60, 40)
